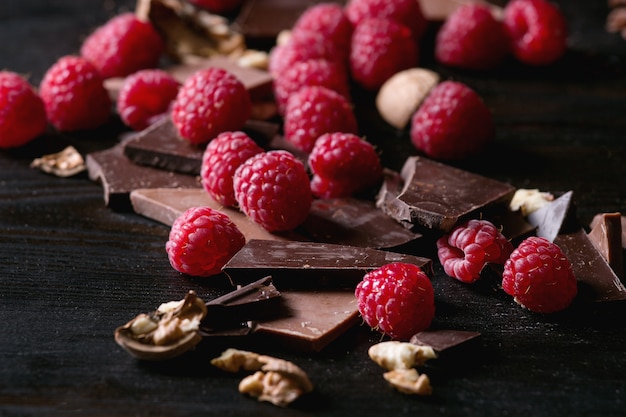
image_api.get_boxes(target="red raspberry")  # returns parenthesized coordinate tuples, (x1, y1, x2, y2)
(171, 67, 251, 145)
(310, 175, 357, 200)
(268, 29, 346, 76)
(200, 131, 264, 207)
(116, 69, 180, 131)
(308, 132, 382, 198)
(283, 86, 358, 154)
(502, 236, 577, 313)
(435, 3, 510, 70)
(273, 59, 350, 116)
(80, 13, 164, 79)
(187, 0, 243, 14)
(503, 0, 568, 66)
(0, 71, 47, 149)
(410, 81, 494, 160)
(349, 18, 419, 91)
(39, 55, 111, 132)
(233, 150, 312, 232)
(344, 0, 428, 41)
(355, 262, 435, 341)
(165, 206, 245, 277)
(437, 219, 514, 284)
(292, 3, 353, 58)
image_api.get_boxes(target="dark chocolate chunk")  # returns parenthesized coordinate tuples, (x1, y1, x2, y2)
(86, 142, 200, 211)
(222, 239, 433, 289)
(555, 229, 626, 302)
(298, 197, 423, 250)
(588, 212, 624, 278)
(527, 191, 577, 242)
(377, 156, 516, 232)
(123, 117, 280, 175)
(410, 329, 481, 353)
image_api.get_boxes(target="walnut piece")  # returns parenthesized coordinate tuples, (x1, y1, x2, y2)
(509, 188, 554, 216)
(368, 341, 437, 371)
(383, 368, 432, 396)
(211, 348, 313, 407)
(30, 146, 86, 177)
(114, 291, 207, 360)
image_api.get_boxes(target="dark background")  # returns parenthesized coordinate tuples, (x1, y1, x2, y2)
(1, 1, 626, 416)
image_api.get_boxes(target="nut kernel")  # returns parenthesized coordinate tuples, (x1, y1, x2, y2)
(368, 341, 437, 370)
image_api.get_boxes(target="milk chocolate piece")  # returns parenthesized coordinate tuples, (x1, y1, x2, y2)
(122, 117, 279, 175)
(591, 212, 626, 249)
(377, 157, 516, 232)
(555, 229, 626, 302)
(527, 191, 577, 242)
(419, 0, 502, 21)
(86, 143, 200, 210)
(588, 212, 624, 278)
(253, 290, 359, 352)
(130, 188, 301, 242)
(222, 239, 433, 289)
(410, 329, 481, 353)
(298, 198, 423, 250)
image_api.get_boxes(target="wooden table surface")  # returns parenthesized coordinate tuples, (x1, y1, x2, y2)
(1, 1, 626, 416)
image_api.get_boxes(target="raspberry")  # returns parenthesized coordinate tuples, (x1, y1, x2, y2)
(355, 262, 435, 341)
(116, 69, 180, 131)
(292, 3, 353, 58)
(410, 81, 494, 160)
(268, 29, 346, 76)
(165, 206, 245, 277)
(435, 3, 510, 70)
(273, 58, 350, 116)
(200, 131, 264, 207)
(171, 67, 251, 145)
(0, 71, 47, 149)
(39, 55, 111, 132)
(187, 0, 243, 14)
(437, 219, 514, 284)
(308, 132, 382, 198)
(233, 150, 312, 232)
(349, 18, 419, 91)
(502, 236, 577, 313)
(80, 13, 164, 79)
(503, 0, 568, 66)
(283, 86, 358, 154)
(344, 0, 428, 41)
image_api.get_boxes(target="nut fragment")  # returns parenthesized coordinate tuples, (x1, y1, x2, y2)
(368, 341, 437, 371)
(375, 68, 440, 130)
(114, 291, 207, 360)
(383, 368, 432, 395)
(509, 188, 554, 216)
(211, 348, 313, 407)
(30, 146, 86, 177)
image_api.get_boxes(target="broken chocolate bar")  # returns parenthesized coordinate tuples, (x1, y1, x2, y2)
(588, 212, 624, 278)
(252, 289, 359, 352)
(377, 157, 516, 233)
(222, 239, 433, 289)
(555, 229, 626, 302)
(123, 117, 280, 175)
(130, 188, 302, 242)
(410, 329, 481, 353)
(298, 197, 423, 250)
(86, 142, 200, 211)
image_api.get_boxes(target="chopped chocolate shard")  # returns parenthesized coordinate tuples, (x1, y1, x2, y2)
(86, 143, 200, 211)
(419, 0, 501, 22)
(123, 117, 280, 175)
(527, 191, 577, 242)
(298, 197, 423, 250)
(130, 188, 301, 242)
(377, 157, 515, 233)
(588, 212, 624, 278)
(222, 239, 433, 289)
(410, 329, 481, 353)
(591, 212, 626, 250)
(253, 290, 359, 352)
(555, 229, 626, 302)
